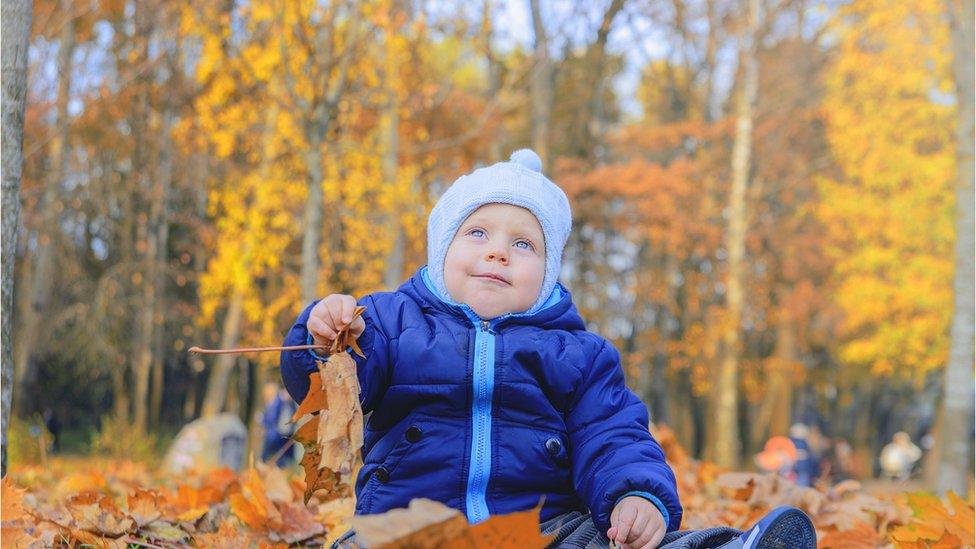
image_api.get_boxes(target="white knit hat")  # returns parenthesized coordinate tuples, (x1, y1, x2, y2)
(426, 149, 572, 314)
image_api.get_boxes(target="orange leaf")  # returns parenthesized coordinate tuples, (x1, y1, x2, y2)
(464, 503, 553, 548)
(1, 477, 26, 522)
(292, 372, 328, 423)
(65, 492, 135, 537)
(1, 478, 30, 548)
(891, 492, 974, 545)
(819, 521, 883, 548)
(125, 487, 162, 527)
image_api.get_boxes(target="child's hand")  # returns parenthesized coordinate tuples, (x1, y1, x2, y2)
(607, 496, 666, 549)
(308, 294, 366, 350)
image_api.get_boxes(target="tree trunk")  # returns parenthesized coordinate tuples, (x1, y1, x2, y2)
(703, 0, 717, 122)
(131, 1, 156, 433)
(149, 98, 174, 429)
(714, 0, 759, 468)
(200, 290, 245, 417)
(936, 0, 975, 496)
(381, 31, 403, 290)
(2, 0, 33, 478)
(580, 0, 624, 163)
(529, 0, 552, 166)
(300, 107, 327, 303)
(481, 0, 503, 162)
(111, 361, 130, 420)
(14, 0, 73, 415)
(752, 312, 796, 450)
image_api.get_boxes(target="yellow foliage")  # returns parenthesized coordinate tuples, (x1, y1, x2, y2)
(181, 0, 434, 361)
(818, 0, 955, 381)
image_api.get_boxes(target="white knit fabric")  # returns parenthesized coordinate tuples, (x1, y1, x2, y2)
(426, 149, 572, 315)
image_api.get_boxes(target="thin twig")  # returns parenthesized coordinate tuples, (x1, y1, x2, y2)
(187, 344, 328, 355)
(267, 438, 297, 465)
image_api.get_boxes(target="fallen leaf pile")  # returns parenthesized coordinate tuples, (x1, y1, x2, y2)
(1, 422, 972, 547)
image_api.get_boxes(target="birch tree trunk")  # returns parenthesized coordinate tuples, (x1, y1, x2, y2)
(529, 0, 552, 167)
(714, 0, 759, 468)
(2, 0, 33, 478)
(936, 0, 975, 496)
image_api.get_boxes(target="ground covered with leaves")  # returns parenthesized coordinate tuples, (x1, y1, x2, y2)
(1, 425, 972, 548)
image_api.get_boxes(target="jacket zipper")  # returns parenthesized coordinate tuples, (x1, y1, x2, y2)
(465, 315, 495, 523)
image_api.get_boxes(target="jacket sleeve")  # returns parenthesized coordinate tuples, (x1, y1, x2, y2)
(279, 295, 393, 413)
(565, 340, 682, 534)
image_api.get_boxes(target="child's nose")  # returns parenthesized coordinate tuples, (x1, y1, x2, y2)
(486, 250, 508, 265)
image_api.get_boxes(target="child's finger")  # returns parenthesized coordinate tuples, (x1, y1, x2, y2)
(626, 512, 649, 544)
(350, 316, 366, 338)
(322, 296, 345, 331)
(648, 525, 666, 548)
(607, 503, 622, 540)
(307, 315, 336, 343)
(339, 295, 357, 325)
(614, 506, 637, 545)
(629, 521, 659, 549)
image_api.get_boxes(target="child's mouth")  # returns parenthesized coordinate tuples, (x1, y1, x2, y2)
(474, 273, 511, 285)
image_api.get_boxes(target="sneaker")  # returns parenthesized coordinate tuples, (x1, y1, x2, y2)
(716, 506, 817, 549)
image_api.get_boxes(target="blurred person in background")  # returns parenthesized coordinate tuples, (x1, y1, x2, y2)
(788, 423, 820, 487)
(260, 382, 297, 466)
(879, 431, 922, 481)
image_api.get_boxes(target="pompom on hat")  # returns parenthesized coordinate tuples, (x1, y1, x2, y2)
(426, 149, 572, 315)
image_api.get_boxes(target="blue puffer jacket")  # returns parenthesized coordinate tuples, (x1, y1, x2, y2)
(280, 268, 682, 533)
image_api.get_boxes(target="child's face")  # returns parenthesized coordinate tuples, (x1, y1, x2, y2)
(443, 203, 546, 319)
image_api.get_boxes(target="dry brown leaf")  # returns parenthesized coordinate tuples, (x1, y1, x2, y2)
(256, 462, 295, 503)
(353, 498, 469, 548)
(65, 492, 134, 537)
(269, 501, 327, 544)
(463, 503, 553, 548)
(125, 487, 162, 527)
(292, 310, 365, 505)
(317, 352, 364, 481)
(229, 469, 283, 532)
(194, 518, 256, 547)
(2, 477, 26, 522)
(354, 499, 552, 549)
(1, 478, 31, 548)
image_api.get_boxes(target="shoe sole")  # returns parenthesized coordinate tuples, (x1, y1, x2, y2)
(744, 507, 817, 549)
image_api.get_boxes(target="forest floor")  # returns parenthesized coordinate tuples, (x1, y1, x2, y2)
(1, 425, 972, 548)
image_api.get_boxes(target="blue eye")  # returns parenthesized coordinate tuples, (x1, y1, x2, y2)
(468, 229, 485, 238)
(515, 240, 533, 250)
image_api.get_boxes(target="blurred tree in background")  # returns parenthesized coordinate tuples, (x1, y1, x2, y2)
(4, 0, 972, 490)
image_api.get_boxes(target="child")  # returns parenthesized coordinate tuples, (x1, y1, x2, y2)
(280, 150, 817, 549)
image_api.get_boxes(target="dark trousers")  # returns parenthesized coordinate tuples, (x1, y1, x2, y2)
(542, 511, 741, 548)
(332, 510, 742, 548)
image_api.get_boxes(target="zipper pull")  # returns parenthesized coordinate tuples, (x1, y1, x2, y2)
(480, 320, 490, 332)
